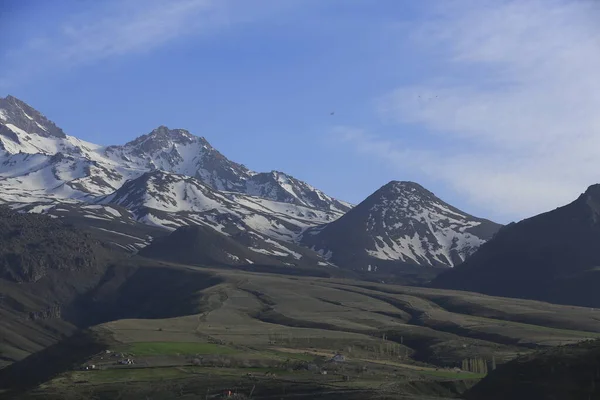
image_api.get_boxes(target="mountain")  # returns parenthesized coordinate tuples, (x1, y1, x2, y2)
(0, 205, 117, 366)
(0, 95, 68, 149)
(0, 95, 500, 277)
(302, 181, 501, 273)
(107, 127, 351, 212)
(465, 339, 600, 400)
(0, 96, 350, 214)
(0, 204, 223, 369)
(432, 184, 600, 308)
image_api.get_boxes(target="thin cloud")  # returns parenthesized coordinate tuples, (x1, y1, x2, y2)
(344, 0, 600, 221)
(56, 0, 222, 62)
(0, 0, 290, 87)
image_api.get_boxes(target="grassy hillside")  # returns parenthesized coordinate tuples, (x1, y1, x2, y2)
(3, 261, 600, 399)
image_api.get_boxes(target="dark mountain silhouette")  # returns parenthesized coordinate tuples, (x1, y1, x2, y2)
(432, 184, 600, 307)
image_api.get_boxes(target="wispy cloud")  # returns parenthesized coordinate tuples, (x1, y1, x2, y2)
(55, 0, 223, 62)
(342, 0, 600, 221)
(0, 0, 289, 87)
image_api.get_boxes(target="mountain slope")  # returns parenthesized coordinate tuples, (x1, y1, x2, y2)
(432, 184, 600, 307)
(0, 206, 112, 283)
(8, 201, 167, 253)
(138, 225, 287, 267)
(94, 170, 337, 266)
(97, 169, 338, 240)
(302, 181, 501, 272)
(465, 339, 600, 400)
(0, 205, 118, 366)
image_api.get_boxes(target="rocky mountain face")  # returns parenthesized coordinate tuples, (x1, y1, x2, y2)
(0, 95, 67, 146)
(0, 206, 111, 283)
(432, 185, 600, 307)
(302, 181, 501, 272)
(0, 95, 500, 275)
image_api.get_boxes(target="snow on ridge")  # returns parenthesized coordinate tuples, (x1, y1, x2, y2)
(263, 237, 302, 259)
(249, 247, 289, 257)
(5, 123, 29, 137)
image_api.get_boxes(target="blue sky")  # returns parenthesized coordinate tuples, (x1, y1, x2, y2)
(2, 0, 599, 223)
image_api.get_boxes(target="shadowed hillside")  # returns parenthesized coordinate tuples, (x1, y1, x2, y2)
(433, 185, 600, 308)
(0, 206, 112, 283)
(0, 206, 223, 368)
(466, 339, 600, 400)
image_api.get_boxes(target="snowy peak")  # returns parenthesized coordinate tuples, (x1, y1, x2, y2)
(120, 126, 198, 153)
(368, 181, 437, 210)
(103, 125, 348, 213)
(302, 180, 501, 270)
(0, 95, 66, 141)
(378, 181, 435, 199)
(0, 96, 505, 279)
(104, 125, 251, 192)
(364, 180, 474, 226)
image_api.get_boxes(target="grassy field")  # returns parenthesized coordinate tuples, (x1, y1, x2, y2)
(5, 260, 600, 399)
(123, 341, 239, 356)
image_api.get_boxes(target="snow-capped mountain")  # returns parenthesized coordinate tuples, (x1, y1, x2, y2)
(302, 181, 501, 271)
(0, 95, 349, 264)
(105, 126, 351, 213)
(0, 95, 501, 275)
(0, 96, 350, 215)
